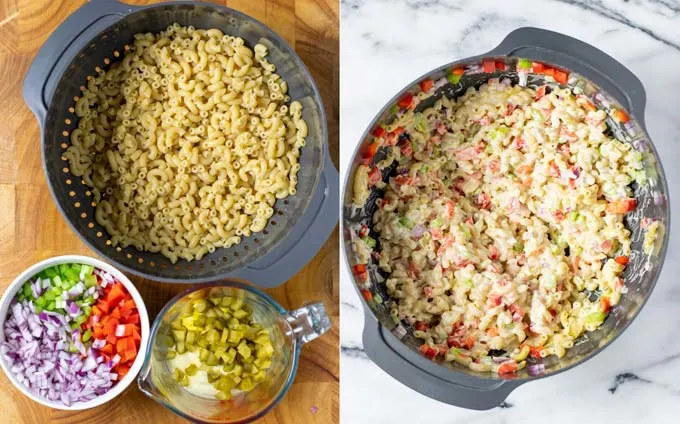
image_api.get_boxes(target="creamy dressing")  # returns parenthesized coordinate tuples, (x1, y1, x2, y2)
(167, 351, 219, 398)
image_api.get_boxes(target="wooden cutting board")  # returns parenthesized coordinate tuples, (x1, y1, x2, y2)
(0, 0, 339, 423)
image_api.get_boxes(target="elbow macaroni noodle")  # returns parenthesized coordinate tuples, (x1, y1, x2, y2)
(65, 24, 307, 263)
(352, 79, 644, 373)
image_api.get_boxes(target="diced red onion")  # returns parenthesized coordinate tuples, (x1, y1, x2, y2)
(528, 363, 546, 376)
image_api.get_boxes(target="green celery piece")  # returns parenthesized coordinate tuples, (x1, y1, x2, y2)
(35, 297, 47, 308)
(362, 236, 376, 249)
(398, 217, 414, 229)
(47, 301, 56, 311)
(83, 274, 96, 287)
(43, 289, 57, 301)
(70, 321, 81, 330)
(586, 311, 606, 325)
(80, 264, 94, 276)
(62, 266, 80, 283)
(44, 267, 58, 278)
(82, 329, 92, 342)
(58, 264, 71, 278)
(431, 218, 443, 229)
(23, 283, 32, 298)
(518, 58, 532, 69)
(447, 73, 462, 84)
(53, 276, 63, 288)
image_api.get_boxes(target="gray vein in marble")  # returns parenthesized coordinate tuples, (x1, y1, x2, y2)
(342, 301, 359, 310)
(553, 0, 680, 50)
(341, 345, 369, 358)
(497, 401, 513, 409)
(608, 372, 652, 393)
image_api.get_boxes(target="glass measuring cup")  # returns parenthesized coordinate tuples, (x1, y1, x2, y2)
(137, 282, 331, 423)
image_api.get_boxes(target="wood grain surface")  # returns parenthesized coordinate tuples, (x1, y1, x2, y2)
(0, 0, 339, 423)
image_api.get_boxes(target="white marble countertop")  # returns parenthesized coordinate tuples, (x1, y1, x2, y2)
(339, 0, 680, 422)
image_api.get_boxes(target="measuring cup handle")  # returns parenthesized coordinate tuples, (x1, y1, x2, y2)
(286, 302, 331, 344)
(485, 27, 647, 129)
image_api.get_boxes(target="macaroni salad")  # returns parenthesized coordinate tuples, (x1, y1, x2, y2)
(353, 79, 644, 373)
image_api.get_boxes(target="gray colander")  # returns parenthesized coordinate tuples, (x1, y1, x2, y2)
(23, 0, 338, 286)
(342, 27, 670, 409)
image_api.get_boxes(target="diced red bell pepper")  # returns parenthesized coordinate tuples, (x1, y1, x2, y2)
(554, 70, 569, 84)
(535, 85, 547, 100)
(600, 297, 611, 314)
(612, 109, 630, 123)
(360, 141, 380, 165)
(132, 327, 142, 343)
(106, 284, 127, 308)
(360, 289, 373, 302)
(482, 59, 496, 73)
(100, 343, 114, 356)
(498, 361, 518, 375)
(398, 92, 414, 109)
(415, 321, 429, 332)
(529, 346, 543, 359)
(495, 60, 506, 70)
(419, 78, 433, 92)
(368, 166, 382, 186)
(606, 198, 637, 214)
(353, 264, 366, 274)
(451, 67, 465, 76)
(419, 344, 438, 359)
(371, 125, 386, 138)
(615, 256, 629, 266)
(125, 313, 140, 325)
(532, 62, 545, 73)
(543, 67, 555, 78)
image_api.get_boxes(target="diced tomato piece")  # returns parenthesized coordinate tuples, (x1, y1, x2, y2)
(529, 346, 543, 359)
(548, 161, 560, 178)
(358, 224, 369, 238)
(498, 361, 518, 375)
(554, 70, 569, 84)
(513, 136, 526, 150)
(117, 364, 131, 379)
(495, 60, 506, 70)
(398, 92, 414, 109)
(395, 175, 412, 186)
(360, 289, 373, 302)
(531, 62, 545, 73)
(615, 256, 629, 266)
(464, 335, 475, 349)
(360, 141, 380, 165)
(600, 297, 611, 314)
(606, 198, 637, 214)
(131, 327, 142, 343)
(415, 321, 429, 332)
(353, 264, 366, 274)
(419, 78, 434, 92)
(553, 210, 565, 221)
(110, 307, 121, 320)
(548, 308, 557, 318)
(91, 305, 102, 316)
(543, 67, 555, 78)
(103, 317, 118, 336)
(482, 59, 496, 73)
(367, 166, 382, 186)
(100, 343, 114, 356)
(125, 313, 140, 325)
(371, 125, 386, 138)
(106, 284, 127, 309)
(430, 228, 443, 240)
(96, 300, 110, 314)
(612, 109, 630, 123)
(535, 85, 547, 100)
(600, 239, 612, 254)
(452, 67, 465, 76)
(419, 344, 438, 359)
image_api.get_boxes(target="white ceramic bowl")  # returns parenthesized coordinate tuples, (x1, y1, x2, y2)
(0, 255, 150, 410)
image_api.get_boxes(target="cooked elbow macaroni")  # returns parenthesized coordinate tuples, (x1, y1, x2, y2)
(353, 79, 644, 373)
(65, 24, 307, 262)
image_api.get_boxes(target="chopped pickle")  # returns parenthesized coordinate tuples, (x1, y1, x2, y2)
(239, 377, 254, 391)
(215, 391, 231, 401)
(185, 364, 198, 376)
(165, 293, 275, 400)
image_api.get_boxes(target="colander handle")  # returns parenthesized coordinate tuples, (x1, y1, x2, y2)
(23, 0, 137, 125)
(486, 27, 647, 131)
(232, 153, 339, 287)
(362, 316, 522, 410)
